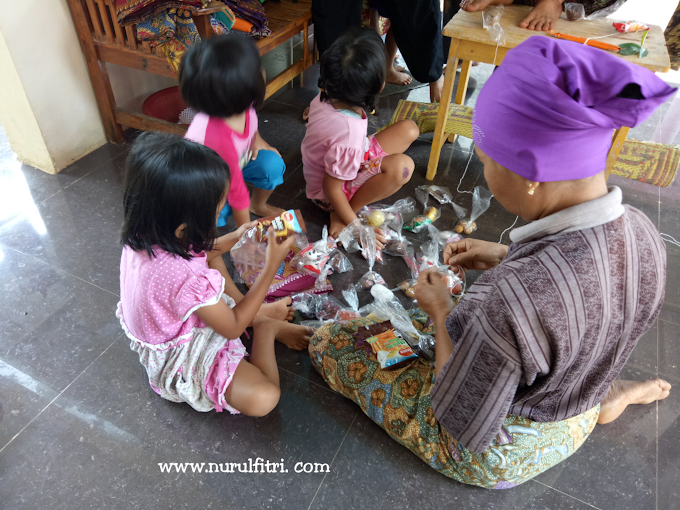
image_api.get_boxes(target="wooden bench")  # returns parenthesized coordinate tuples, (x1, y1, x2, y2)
(67, 0, 313, 144)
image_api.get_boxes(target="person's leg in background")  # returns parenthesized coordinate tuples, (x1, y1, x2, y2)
(312, 0, 363, 56)
(382, 0, 446, 101)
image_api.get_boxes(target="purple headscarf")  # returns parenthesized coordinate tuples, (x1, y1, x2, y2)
(472, 36, 677, 182)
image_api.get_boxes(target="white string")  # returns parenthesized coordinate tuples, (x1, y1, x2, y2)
(492, 40, 500, 66)
(498, 215, 519, 244)
(660, 233, 680, 248)
(456, 147, 476, 194)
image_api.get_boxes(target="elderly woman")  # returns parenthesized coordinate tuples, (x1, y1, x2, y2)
(308, 36, 675, 488)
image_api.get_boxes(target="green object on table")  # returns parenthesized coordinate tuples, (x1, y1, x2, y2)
(639, 29, 649, 59)
(619, 43, 649, 58)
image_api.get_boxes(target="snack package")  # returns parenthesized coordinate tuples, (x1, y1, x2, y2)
(427, 224, 463, 248)
(366, 289, 436, 360)
(482, 4, 506, 46)
(366, 329, 418, 370)
(613, 21, 650, 33)
(564, 2, 586, 21)
(290, 226, 351, 286)
(454, 186, 493, 235)
(258, 209, 303, 239)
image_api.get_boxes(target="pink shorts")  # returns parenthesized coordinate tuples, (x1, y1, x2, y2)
(342, 135, 388, 201)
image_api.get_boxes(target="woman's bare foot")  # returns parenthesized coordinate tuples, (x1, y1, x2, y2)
(275, 321, 315, 350)
(387, 65, 412, 86)
(257, 297, 294, 322)
(302, 106, 310, 121)
(460, 0, 496, 12)
(329, 211, 347, 240)
(429, 75, 444, 102)
(519, 0, 562, 31)
(598, 379, 672, 424)
(250, 203, 285, 218)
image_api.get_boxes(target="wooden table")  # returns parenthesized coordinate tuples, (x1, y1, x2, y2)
(426, 5, 672, 180)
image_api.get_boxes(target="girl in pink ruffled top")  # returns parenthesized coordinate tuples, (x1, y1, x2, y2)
(301, 27, 420, 246)
(117, 133, 313, 416)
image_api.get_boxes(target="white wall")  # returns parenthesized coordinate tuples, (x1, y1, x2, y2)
(0, 29, 54, 172)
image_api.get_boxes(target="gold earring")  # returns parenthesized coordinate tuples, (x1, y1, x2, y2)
(528, 188, 535, 195)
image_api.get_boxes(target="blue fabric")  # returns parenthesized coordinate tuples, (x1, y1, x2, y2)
(217, 150, 286, 227)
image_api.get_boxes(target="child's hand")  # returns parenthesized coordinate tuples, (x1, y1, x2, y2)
(251, 132, 281, 160)
(235, 220, 258, 239)
(373, 226, 386, 250)
(265, 227, 295, 269)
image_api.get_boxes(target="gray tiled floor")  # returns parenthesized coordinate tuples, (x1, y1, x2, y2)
(1, 62, 679, 509)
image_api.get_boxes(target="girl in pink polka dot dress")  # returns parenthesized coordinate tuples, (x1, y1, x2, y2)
(117, 132, 314, 416)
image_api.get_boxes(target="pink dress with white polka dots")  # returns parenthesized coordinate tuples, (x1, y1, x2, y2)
(116, 246, 246, 413)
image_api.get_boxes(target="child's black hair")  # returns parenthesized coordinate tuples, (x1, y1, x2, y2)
(318, 27, 386, 113)
(121, 132, 230, 260)
(179, 33, 266, 118)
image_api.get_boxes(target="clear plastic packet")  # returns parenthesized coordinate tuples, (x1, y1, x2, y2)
(366, 291, 435, 361)
(587, 0, 625, 19)
(338, 219, 383, 263)
(454, 186, 493, 235)
(291, 291, 320, 316)
(417, 241, 440, 273)
(300, 319, 330, 329)
(564, 3, 586, 21)
(334, 287, 363, 322)
(230, 226, 267, 285)
(356, 225, 387, 290)
(316, 294, 346, 321)
(427, 224, 463, 249)
(291, 226, 351, 285)
(482, 5, 506, 46)
(404, 205, 440, 233)
(612, 21, 650, 33)
(438, 265, 465, 296)
(359, 197, 416, 232)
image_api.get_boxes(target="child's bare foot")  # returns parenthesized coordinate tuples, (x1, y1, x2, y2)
(329, 211, 347, 240)
(275, 322, 315, 350)
(257, 297, 294, 322)
(387, 65, 412, 86)
(302, 106, 310, 121)
(460, 0, 496, 12)
(598, 379, 671, 424)
(250, 203, 285, 218)
(519, 0, 562, 31)
(429, 75, 444, 102)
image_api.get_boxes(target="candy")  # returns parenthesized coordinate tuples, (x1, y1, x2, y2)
(359, 271, 386, 290)
(426, 207, 438, 220)
(258, 210, 303, 239)
(365, 210, 385, 227)
(613, 21, 649, 33)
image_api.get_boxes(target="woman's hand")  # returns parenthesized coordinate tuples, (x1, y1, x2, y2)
(251, 132, 281, 160)
(443, 239, 508, 271)
(414, 268, 454, 323)
(265, 227, 295, 270)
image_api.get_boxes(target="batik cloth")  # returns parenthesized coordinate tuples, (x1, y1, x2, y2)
(308, 316, 600, 489)
(665, 1, 680, 71)
(115, 0, 204, 26)
(362, 0, 390, 36)
(136, 8, 200, 72)
(223, 0, 269, 33)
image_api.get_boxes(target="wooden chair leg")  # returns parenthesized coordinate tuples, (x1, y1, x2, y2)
(605, 126, 630, 180)
(426, 41, 460, 181)
(447, 59, 472, 146)
(67, 0, 124, 144)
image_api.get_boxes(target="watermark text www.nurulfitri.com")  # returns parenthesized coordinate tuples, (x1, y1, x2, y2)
(158, 458, 329, 474)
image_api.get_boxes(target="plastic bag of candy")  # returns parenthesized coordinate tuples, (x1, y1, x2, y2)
(337, 219, 385, 263)
(290, 226, 352, 286)
(454, 186, 493, 235)
(404, 191, 441, 233)
(315, 294, 347, 321)
(333, 287, 363, 322)
(482, 4, 506, 46)
(356, 225, 387, 291)
(612, 21, 650, 33)
(229, 225, 268, 285)
(417, 241, 440, 273)
(358, 197, 416, 233)
(427, 224, 463, 248)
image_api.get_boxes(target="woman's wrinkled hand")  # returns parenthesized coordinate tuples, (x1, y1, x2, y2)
(414, 268, 453, 323)
(443, 238, 508, 271)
